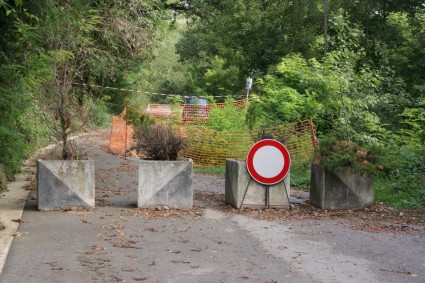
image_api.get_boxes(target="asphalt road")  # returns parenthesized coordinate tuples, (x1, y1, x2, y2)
(1, 130, 424, 283)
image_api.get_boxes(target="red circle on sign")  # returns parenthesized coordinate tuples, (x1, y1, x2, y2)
(246, 139, 291, 185)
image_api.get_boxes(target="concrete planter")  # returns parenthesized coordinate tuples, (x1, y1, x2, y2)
(225, 160, 290, 209)
(138, 159, 193, 208)
(37, 160, 95, 210)
(310, 163, 374, 210)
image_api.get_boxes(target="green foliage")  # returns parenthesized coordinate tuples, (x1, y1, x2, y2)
(0, 17, 35, 177)
(129, 18, 191, 96)
(0, 126, 30, 178)
(86, 98, 111, 129)
(0, 0, 170, 171)
(125, 111, 156, 133)
(398, 98, 425, 144)
(0, 164, 8, 192)
(176, 0, 324, 96)
(290, 162, 311, 189)
(255, 46, 383, 145)
(245, 100, 261, 132)
(123, 108, 142, 127)
(204, 99, 248, 131)
(172, 1, 425, 209)
(375, 176, 425, 210)
(255, 54, 325, 124)
(380, 143, 425, 192)
(198, 56, 241, 97)
(126, 93, 150, 114)
(313, 137, 382, 175)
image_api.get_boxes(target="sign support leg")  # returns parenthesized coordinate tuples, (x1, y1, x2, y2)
(240, 178, 252, 209)
(265, 185, 270, 209)
(283, 180, 291, 210)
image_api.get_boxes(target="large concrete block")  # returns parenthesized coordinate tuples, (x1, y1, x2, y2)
(225, 160, 290, 209)
(37, 160, 95, 210)
(138, 159, 193, 208)
(310, 164, 374, 210)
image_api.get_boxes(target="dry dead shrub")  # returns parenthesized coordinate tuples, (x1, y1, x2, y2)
(134, 124, 187, 161)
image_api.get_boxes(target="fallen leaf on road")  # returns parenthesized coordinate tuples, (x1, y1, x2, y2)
(133, 277, 149, 281)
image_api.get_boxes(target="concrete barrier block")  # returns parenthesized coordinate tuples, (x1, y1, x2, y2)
(37, 160, 95, 210)
(310, 164, 374, 210)
(225, 160, 290, 209)
(138, 159, 193, 208)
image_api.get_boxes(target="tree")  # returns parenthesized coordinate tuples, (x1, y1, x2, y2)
(255, 17, 383, 145)
(175, 0, 324, 96)
(0, 0, 170, 170)
(0, 0, 35, 177)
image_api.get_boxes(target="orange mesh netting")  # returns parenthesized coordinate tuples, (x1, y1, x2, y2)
(143, 99, 247, 121)
(109, 107, 134, 155)
(109, 103, 318, 166)
(181, 120, 317, 166)
(145, 104, 181, 118)
(182, 99, 247, 121)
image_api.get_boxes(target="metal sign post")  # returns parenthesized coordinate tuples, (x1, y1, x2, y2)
(265, 185, 270, 209)
(245, 77, 253, 99)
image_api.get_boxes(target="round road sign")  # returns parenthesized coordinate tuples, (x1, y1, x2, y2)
(246, 139, 291, 185)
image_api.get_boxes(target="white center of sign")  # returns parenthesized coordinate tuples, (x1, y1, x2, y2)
(252, 145, 285, 178)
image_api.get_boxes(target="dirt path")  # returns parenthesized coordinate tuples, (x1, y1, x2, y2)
(0, 130, 424, 283)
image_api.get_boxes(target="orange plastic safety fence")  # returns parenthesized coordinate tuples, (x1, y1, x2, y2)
(144, 104, 180, 119)
(143, 99, 248, 122)
(109, 105, 318, 166)
(181, 120, 317, 167)
(181, 99, 247, 122)
(108, 107, 134, 155)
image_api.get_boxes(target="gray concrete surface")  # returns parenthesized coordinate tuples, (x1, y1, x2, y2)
(225, 160, 290, 209)
(138, 159, 193, 208)
(0, 130, 424, 283)
(0, 174, 30, 274)
(37, 160, 95, 210)
(310, 164, 374, 209)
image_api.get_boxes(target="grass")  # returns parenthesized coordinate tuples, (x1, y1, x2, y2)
(290, 162, 311, 190)
(194, 165, 226, 176)
(375, 177, 425, 210)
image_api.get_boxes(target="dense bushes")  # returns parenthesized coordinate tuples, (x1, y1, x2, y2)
(0, 164, 7, 193)
(0, 0, 168, 174)
(313, 137, 381, 175)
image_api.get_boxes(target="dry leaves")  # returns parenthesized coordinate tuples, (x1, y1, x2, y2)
(213, 190, 425, 234)
(44, 261, 63, 271)
(194, 191, 224, 206)
(121, 207, 204, 218)
(96, 199, 112, 207)
(113, 240, 140, 249)
(24, 180, 36, 191)
(64, 207, 92, 213)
